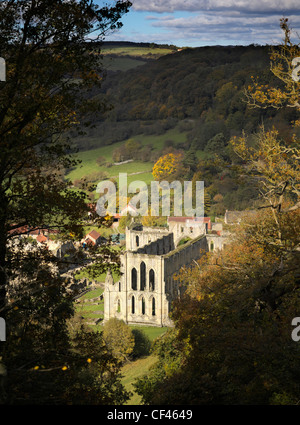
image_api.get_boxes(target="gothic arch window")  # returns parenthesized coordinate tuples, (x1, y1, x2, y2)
(117, 299, 121, 313)
(149, 269, 155, 291)
(152, 297, 156, 316)
(210, 241, 214, 252)
(131, 268, 137, 290)
(119, 282, 121, 292)
(140, 261, 146, 291)
(131, 296, 135, 314)
(141, 297, 145, 315)
(136, 235, 139, 247)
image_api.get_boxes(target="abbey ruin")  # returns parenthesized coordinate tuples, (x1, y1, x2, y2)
(104, 216, 229, 327)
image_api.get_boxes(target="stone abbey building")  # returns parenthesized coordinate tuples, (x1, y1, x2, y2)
(104, 216, 228, 327)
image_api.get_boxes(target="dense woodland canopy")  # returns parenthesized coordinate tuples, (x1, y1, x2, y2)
(74, 43, 299, 150)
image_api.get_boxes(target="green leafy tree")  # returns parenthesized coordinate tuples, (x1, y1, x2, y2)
(131, 328, 151, 359)
(103, 318, 135, 363)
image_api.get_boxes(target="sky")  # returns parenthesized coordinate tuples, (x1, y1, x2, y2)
(102, 0, 300, 47)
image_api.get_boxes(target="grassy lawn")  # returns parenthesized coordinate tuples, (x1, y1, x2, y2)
(120, 326, 167, 404)
(121, 355, 158, 405)
(80, 287, 104, 299)
(75, 287, 104, 323)
(129, 325, 168, 342)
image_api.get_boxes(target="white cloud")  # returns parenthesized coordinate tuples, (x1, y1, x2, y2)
(132, 0, 300, 13)
(111, 1, 300, 46)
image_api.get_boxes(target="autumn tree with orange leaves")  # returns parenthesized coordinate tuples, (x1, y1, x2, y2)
(152, 152, 186, 182)
(134, 20, 300, 406)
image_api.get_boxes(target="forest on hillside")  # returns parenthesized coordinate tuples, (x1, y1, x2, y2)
(72, 44, 299, 151)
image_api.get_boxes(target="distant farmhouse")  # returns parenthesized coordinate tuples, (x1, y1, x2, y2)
(104, 215, 230, 327)
(83, 229, 106, 247)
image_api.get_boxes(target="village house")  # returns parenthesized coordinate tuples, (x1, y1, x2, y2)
(83, 229, 105, 247)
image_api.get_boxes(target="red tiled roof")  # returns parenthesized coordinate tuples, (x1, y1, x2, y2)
(8, 225, 28, 235)
(36, 234, 47, 243)
(88, 230, 101, 240)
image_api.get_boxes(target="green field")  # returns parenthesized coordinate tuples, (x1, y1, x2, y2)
(101, 45, 177, 59)
(66, 127, 189, 184)
(129, 325, 168, 342)
(121, 354, 158, 405)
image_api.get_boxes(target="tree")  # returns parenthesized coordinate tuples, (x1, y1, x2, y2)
(102, 318, 135, 363)
(124, 138, 142, 158)
(152, 152, 185, 182)
(141, 214, 167, 228)
(205, 133, 226, 153)
(131, 328, 151, 359)
(96, 156, 107, 166)
(182, 149, 198, 180)
(231, 128, 300, 214)
(134, 209, 300, 405)
(245, 18, 300, 111)
(0, 0, 131, 404)
(2, 240, 130, 404)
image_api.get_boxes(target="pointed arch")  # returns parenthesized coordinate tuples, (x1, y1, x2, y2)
(141, 297, 145, 315)
(131, 267, 137, 290)
(152, 297, 156, 316)
(140, 261, 146, 291)
(149, 269, 155, 291)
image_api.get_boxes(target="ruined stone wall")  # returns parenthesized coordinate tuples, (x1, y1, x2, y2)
(104, 234, 209, 327)
(135, 233, 174, 255)
(206, 234, 230, 252)
(125, 227, 169, 251)
(104, 251, 166, 326)
(168, 221, 207, 246)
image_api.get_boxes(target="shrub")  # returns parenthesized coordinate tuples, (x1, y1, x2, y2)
(131, 329, 152, 358)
